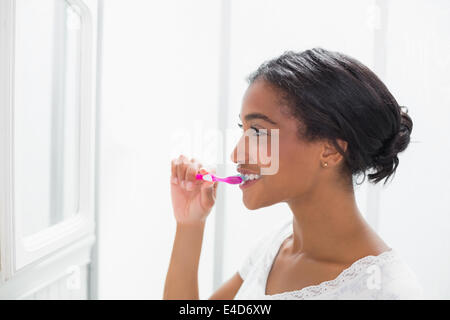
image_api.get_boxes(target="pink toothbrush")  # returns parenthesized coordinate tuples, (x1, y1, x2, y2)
(195, 173, 247, 185)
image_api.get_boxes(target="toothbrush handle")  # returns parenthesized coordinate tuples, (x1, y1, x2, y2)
(222, 176, 243, 184)
(195, 173, 221, 181)
(196, 173, 243, 184)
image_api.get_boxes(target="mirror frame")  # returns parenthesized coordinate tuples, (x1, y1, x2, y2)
(0, 0, 96, 279)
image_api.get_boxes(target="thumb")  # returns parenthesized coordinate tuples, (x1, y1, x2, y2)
(200, 180, 217, 210)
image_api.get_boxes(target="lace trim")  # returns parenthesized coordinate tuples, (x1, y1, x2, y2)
(263, 249, 397, 299)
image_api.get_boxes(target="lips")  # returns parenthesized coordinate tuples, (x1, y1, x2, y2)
(237, 168, 260, 175)
(237, 167, 262, 190)
(239, 177, 261, 190)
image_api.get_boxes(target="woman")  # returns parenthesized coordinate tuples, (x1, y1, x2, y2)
(164, 48, 423, 299)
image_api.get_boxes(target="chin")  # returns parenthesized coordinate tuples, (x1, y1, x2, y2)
(242, 195, 275, 210)
(243, 201, 260, 210)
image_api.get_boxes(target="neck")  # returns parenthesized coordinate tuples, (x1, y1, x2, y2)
(286, 180, 377, 264)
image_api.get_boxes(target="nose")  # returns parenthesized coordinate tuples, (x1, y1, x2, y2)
(230, 135, 247, 164)
(230, 147, 236, 163)
(230, 145, 237, 163)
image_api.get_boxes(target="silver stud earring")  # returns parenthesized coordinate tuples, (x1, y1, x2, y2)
(322, 162, 328, 168)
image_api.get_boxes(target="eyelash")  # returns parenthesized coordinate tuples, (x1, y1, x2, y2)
(237, 123, 266, 136)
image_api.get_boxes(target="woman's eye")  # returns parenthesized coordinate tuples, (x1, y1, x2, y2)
(251, 127, 267, 136)
(237, 123, 266, 136)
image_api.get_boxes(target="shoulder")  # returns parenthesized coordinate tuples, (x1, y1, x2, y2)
(336, 249, 424, 299)
(376, 251, 424, 299)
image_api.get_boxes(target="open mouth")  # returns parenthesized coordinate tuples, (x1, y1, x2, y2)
(239, 174, 262, 189)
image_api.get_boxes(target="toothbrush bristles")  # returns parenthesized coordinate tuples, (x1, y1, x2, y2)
(239, 174, 246, 185)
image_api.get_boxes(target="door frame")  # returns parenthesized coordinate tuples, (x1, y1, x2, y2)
(0, 0, 100, 299)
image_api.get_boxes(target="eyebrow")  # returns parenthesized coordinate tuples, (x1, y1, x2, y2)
(239, 113, 278, 125)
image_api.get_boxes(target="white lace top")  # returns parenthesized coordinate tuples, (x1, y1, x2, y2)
(234, 218, 424, 300)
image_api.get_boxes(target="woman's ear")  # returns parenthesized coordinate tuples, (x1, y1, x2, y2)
(320, 139, 347, 167)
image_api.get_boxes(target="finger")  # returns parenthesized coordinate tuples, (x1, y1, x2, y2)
(191, 160, 204, 186)
(199, 165, 215, 175)
(200, 178, 216, 209)
(185, 163, 198, 191)
(189, 158, 202, 173)
(212, 181, 219, 199)
(198, 166, 216, 187)
(171, 159, 178, 184)
(176, 155, 188, 188)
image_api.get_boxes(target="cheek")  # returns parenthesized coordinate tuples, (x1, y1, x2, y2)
(273, 142, 318, 190)
(244, 142, 318, 209)
(255, 133, 278, 171)
(256, 137, 270, 168)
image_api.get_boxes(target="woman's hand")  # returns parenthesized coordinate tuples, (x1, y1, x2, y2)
(170, 155, 219, 225)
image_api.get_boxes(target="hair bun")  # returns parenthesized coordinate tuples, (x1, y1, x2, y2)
(396, 106, 413, 153)
(368, 106, 413, 184)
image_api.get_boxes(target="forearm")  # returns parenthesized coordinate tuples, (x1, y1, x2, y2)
(163, 221, 205, 299)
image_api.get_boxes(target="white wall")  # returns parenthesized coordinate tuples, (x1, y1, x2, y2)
(98, 0, 222, 299)
(378, 0, 450, 299)
(98, 0, 450, 299)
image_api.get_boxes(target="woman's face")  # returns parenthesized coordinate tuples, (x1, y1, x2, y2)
(230, 80, 325, 210)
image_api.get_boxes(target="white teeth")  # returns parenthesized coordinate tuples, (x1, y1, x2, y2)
(238, 173, 262, 186)
(241, 174, 261, 182)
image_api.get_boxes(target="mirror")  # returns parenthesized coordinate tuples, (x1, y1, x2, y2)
(14, 0, 83, 236)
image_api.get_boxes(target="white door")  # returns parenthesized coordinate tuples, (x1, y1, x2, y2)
(0, 0, 100, 299)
